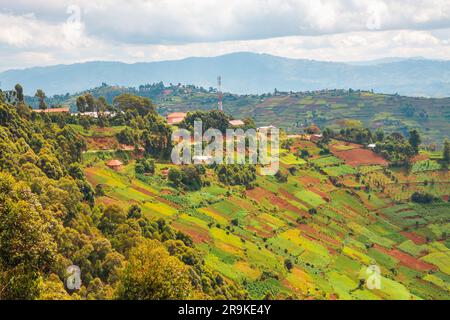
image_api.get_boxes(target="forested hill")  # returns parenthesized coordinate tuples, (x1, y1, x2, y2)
(2, 52, 450, 97)
(25, 83, 450, 146)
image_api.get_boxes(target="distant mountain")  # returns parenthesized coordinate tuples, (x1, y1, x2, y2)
(1, 52, 450, 97)
(344, 57, 426, 66)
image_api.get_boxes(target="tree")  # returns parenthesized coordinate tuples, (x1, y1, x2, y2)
(116, 127, 135, 145)
(0, 173, 56, 299)
(298, 149, 310, 159)
(99, 205, 127, 235)
(443, 139, 450, 165)
(35, 89, 47, 110)
(408, 130, 421, 154)
(216, 164, 256, 187)
(305, 125, 320, 134)
(375, 129, 384, 142)
(113, 94, 156, 116)
(115, 240, 192, 299)
(141, 115, 173, 159)
(322, 127, 335, 141)
(168, 167, 182, 187)
(180, 166, 202, 191)
(14, 84, 24, 103)
(137, 158, 155, 175)
(275, 170, 288, 182)
(76, 96, 87, 113)
(84, 93, 96, 112)
(411, 192, 434, 204)
(127, 205, 142, 219)
(284, 259, 293, 272)
(180, 110, 230, 133)
(281, 139, 293, 150)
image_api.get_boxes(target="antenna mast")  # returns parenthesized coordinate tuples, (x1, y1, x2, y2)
(217, 76, 223, 111)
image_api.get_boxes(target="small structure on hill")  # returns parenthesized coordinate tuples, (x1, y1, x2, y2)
(367, 143, 376, 149)
(34, 107, 70, 113)
(192, 155, 213, 164)
(257, 125, 276, 131)
(106, 159, 123, 171)
(310, 134, 323, 143)
(229, 119, 245, 127)
(76, 111, 117, 118)
(167, 112, 187, 125)
(257, 125, 277, 138)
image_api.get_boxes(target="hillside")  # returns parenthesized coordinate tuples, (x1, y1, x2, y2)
(29, 84, 450, 146)
(2, 53, 450, 97)
(79, 125, 450, 300)
(0, 93, 449, 300)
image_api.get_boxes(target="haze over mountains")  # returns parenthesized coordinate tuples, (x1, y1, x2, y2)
(1, 52, 450, 97)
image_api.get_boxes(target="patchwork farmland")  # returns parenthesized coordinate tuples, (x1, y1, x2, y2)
(82, 125, 450, 300)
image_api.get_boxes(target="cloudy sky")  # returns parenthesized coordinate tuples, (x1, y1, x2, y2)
(0, 0, 450, 71)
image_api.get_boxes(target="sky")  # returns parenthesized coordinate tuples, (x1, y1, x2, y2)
(0, 0, 450, 71)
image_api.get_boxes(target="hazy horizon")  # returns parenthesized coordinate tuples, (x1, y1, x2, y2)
(1, 1, 450, 72)
(1, 51, 445, 73)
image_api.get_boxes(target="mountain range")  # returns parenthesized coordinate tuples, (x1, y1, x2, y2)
(1, 52, 450, 97)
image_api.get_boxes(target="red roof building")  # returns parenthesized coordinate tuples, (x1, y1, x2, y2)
(106, 159, 123, 171)
(167, 112, 187, 125)
(229, 119, 245, 127)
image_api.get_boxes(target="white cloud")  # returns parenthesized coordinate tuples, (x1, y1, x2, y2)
(0, 0, 449, 71)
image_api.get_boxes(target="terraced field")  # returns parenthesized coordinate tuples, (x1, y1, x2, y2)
(83, 130, 450, 300)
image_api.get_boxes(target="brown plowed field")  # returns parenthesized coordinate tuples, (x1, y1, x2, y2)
(333, 148, 388, 167)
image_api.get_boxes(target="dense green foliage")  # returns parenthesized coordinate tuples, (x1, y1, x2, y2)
(180, 110, 231, 133)
(168, 165, 204, 191)
(216, 164, 256, 187)
(0, 99, 244, 300)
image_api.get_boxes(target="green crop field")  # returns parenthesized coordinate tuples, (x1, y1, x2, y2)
(411, 160, 442, 173)
(310, 156, 344, 168)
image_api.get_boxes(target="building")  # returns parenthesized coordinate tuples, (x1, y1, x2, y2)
(34, 107, 70, 113)
(367, 143, 376, 149)
(106, 159, 123, 171)
(310, 134, 323, 143)
(192, 155, 213, 164)
(229, 119, 245, 127)
(257, 125, 276, 131)
(167, 112, 187, 125)
(257, 125, 277, 138)
(76, 111, 117, 118)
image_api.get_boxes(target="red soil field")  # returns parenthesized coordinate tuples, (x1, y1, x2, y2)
(329, 141, 362, 153)
(86, 137, 117, 150)
(309, 187, 331, 202)
(297, 175, 321, 186)
(332, 148, 388, 167)
(297, 224, 340, 247)
(400, 231, 427, 245)
(410, 153, 429, 163)
(246, 225, 273, 238)
(246, 187, 308, 217)
(373, 244, 437, 272)
(131, 184, 181, 209)
(171, 221, 211, 243)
